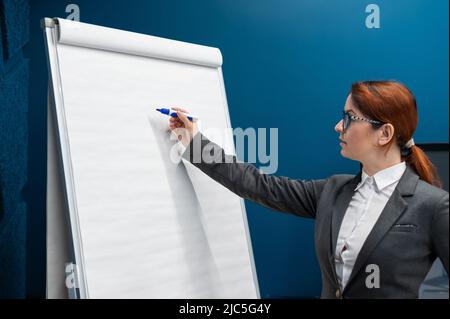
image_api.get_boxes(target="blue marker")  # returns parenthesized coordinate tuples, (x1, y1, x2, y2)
(156, 108, 198, 122)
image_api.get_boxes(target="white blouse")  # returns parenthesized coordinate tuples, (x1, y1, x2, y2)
(335, 161, 407, 290)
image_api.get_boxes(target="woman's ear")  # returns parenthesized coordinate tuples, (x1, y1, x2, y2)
(378, 123, 395, 146)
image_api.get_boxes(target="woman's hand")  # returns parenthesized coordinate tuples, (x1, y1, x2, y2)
(168, 107, 199, 147)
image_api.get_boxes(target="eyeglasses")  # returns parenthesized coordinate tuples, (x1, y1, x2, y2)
(342, 111, 384, 132)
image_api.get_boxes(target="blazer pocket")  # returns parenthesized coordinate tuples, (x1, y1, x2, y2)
(390, 224, 418, 233)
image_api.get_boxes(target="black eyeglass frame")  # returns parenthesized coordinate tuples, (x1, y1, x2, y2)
(342, 111, 385, 132)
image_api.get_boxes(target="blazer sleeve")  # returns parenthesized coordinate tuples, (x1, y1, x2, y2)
(431, 192, 449, 274)
(181, 132, 327, 219)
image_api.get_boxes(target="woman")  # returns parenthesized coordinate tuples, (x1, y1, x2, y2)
(169, 80, 449, 299)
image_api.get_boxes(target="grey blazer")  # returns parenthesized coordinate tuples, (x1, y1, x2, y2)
(182, 133, 449, 299)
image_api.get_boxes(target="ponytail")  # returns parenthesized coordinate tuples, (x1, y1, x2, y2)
(404, 145, 443, 188)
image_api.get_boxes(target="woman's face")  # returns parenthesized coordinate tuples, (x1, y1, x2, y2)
(334, 94, 379, 161)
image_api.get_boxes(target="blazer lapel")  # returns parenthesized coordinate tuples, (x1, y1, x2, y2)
(344, 166, 419, 290)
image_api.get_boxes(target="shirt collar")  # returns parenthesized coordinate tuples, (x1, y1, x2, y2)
(355, 162, 407, 192)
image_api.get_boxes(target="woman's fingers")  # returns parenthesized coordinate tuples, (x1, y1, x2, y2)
(168, 108, 196, 146)
(177, 111, 192, 127)
(169, 115, 183, 127)
(171, 106, 190, 114)
(171, 107, 192, 126)
(169, 120, 184, 130)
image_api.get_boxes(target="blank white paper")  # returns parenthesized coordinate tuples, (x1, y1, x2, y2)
(46, 18, 258, 298)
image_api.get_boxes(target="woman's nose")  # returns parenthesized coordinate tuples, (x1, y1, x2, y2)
(335, 119, 343, 133)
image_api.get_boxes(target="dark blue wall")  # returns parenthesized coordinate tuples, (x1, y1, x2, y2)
(0, 0, 29, 299)
(14, 0, 450, 298)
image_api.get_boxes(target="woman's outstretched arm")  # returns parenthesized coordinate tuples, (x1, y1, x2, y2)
(181, 132, 326, 219)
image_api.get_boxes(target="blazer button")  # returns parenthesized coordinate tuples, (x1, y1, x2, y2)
(336, 289, 342, 299)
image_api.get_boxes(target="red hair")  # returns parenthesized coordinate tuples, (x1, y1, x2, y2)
(350, 80, 442, 188)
